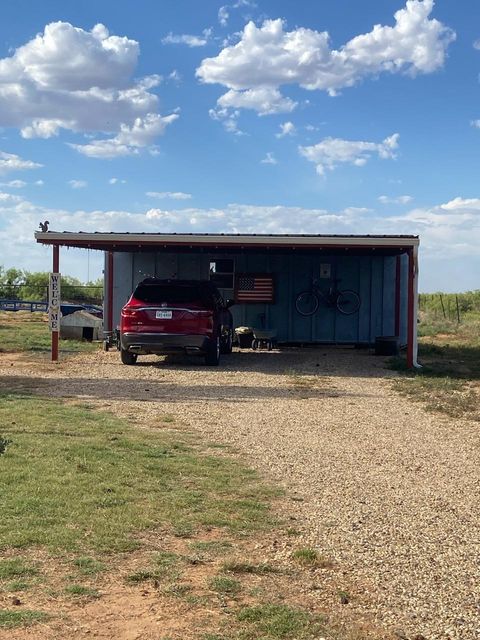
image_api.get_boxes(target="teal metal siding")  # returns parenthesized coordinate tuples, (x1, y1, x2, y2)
(110, 251, 407, 344)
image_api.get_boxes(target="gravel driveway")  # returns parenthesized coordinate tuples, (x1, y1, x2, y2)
(1, 346, 479, 639)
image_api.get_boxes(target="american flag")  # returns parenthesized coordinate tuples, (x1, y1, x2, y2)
(235, 274, 274, 303)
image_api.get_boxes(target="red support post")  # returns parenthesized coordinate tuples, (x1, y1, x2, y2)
(107, 251, 114, 334)
(406, 248, 415, 368)
(52, 245, 59, 362)
(394, 255, 401, 338)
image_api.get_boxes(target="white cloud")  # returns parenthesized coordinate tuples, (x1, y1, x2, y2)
(276, 121, 296, 138)
(35, 180, 44, 186)
(0, 191, 22, 204)
(0, 22, 177, 156)
(218, 1, 257, 27)
(168, 69, 182, 84)
(218, 6, 230, 27)
(378, 194, 413, 204)
(440, 196, 480, 211)
(109, 177, 126, 184)
(0, 179, 27, 188)
(162, 28, 211, 47)
(197, 2, 455, 122)
(21, 119, 75, 140)
(71, 139, 134, 159)
(261, 152, 277, 165)
(70, 113, 178, 158)
(1, 192, 480, 290)
(146, 191, 192, 200)
(299, 133, 399, 175)
(473, 39, 480, 50)
(69, 179, 87, 189)
(471, 119, 480, 129)
(0, 150, 43, 175)
(208, 106, 246, 135)
(342, 206, 373, 216)
(217, 87, 296, 115)
(209, 87, 295, 131)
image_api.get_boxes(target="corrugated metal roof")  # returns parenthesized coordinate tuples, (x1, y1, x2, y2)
(34, 231, 419, 252)
(36, 231, 418, 238)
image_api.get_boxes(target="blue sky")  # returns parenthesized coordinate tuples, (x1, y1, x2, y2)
(0, 0, 479, 291)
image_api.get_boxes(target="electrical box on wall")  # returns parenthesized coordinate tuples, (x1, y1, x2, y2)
(320, 263, 331, 279)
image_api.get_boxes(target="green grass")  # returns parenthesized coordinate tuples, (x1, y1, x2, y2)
(0, 559, 38, 579)
(5, 581, 31, 592)
(419, 292, 480, 323)
(236, 604, 325, 639)
(125, 570, 160, 584)
(73, 556, 105, 576)
(0, 609, 49, 629)
(64, 584, 100, 598)
(0, 394, 371, 640)
(126, 552, 183, 585)
(0, 394, 276, 553)
(291, 548, 319, 566)
(173, 521, 195, 538)
(165, 583, 192, 597)
(189, 540, 234, 557)
(209, 575, 242, 595)
(0, 312, 99, 354)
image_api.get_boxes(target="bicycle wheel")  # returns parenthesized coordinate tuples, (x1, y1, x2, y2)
(336, 290, 361, 315)
(295, 291, 319, 316)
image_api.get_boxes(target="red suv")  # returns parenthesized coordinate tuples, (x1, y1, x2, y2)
(120, 279, 234, 366)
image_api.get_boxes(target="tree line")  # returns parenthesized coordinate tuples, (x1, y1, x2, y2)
(0, 267, 103, 304)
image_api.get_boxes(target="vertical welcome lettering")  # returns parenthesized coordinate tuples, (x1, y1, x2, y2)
(49, 272, 61, 332)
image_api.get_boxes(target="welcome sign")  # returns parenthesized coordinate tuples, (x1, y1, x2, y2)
(49, 272, 61, 332)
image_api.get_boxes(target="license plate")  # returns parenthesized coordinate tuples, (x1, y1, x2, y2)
(156, 310, 172, 319)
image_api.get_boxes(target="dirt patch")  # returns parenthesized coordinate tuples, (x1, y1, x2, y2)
(0, 527, 386, 640)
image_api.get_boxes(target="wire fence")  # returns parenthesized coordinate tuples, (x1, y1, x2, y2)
(419, 292, 480, 323)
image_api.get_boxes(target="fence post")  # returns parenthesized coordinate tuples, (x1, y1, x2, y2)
(439, 294, 446, 319)
(51, 246, 60, 362)
(455, 295, 461, 324)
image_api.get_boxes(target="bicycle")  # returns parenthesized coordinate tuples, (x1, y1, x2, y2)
(295, 278, 361, 316)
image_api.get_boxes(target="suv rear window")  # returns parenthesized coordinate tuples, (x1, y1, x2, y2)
(133, 283, 214, 307)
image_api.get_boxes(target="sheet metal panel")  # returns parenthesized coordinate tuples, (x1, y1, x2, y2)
(111, 250, 408, 343)
(382, 257, 396, 336)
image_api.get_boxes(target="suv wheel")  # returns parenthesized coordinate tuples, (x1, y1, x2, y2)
(121, 349, 138, 365)
(205, 335, 220, 366)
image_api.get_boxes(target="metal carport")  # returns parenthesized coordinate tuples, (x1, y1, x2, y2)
(34, 232, 420, 367)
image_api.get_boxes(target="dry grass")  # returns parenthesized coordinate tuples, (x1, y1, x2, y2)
(390, 312, 480, 421)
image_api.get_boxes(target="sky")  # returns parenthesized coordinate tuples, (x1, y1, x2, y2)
(0, 0, 479, 292)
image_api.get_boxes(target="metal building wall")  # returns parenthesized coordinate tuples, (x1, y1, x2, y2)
(108, 251, 408, 344)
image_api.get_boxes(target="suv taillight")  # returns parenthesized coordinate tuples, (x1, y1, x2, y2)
(122, 307, 140, 318)
(121, 306, 142, 330)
